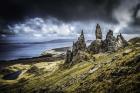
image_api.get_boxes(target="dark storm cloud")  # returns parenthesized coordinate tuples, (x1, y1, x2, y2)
(0, 0, 121, 24)
(0, 0, 140, 36)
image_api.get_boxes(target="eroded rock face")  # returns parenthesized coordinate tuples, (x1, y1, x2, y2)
(88, 39, 104, 54)
(95, 24, 102, 39)
(72, 51, 90, 64)
(76, 30, 86, 51)
(116, 33, 128, 49)
(65, 50, 73, 64)
(105, 30, 117, 52)
(72, 30, 86, 54)
(88, 24, 104, 53)
(88, 27, 128, 53)
(65, 30, 87, 65)
(65, 24, 128, 65)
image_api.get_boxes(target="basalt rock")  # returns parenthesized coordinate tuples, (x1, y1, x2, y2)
(65, 50, 73, 64)
(88, 24, 104, 53)
(88, 39, 104, 54)
(88, 24, 128, 54)
(105, 30, 117, 52)
(116, 33, 128, 49)
(72, 51, 90, 64)
(65, 30, 87, 64)
(76, 30, 86, 50)
(95, 24, 102, 39)
(65, 24, 128, 65)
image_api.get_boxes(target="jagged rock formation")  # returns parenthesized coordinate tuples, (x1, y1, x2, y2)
(65, 50, 73, 64)
(116, 33, 128, 49)
(88, 24, 128, 53)
(65, 30, 87, 64)
(73, 30, 86, 51)
(105, 30, 117, 52)
(88, 38, 104, 54)
(88, 24, 104, 53)
(65, 24, 128, 64)
(95, 24, 102, 39)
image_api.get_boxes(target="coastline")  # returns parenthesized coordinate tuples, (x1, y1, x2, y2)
(0, 46, 70, 67)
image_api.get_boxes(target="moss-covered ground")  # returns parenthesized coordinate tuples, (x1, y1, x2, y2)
(0, 38, 140, 93)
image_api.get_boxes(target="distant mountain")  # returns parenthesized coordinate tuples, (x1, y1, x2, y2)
(0, 39, 74, 45)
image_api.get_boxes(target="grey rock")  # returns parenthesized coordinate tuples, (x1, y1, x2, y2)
(64, 24, 128, 65)
(105, 30, 117, 52)
(95, 24, 102, 39)
(88, 39, 104, 54)
(65, 30, 87, 65)
(116, 33, 128, 49)
(65, 50, 73, 64)
(88, 24, 128, 53)
(76, 30, 86, 51)
(72, 30, 86, 55)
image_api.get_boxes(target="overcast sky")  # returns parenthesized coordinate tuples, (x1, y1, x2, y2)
(0, 0, 140, 39)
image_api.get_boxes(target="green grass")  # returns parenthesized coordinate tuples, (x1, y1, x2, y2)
(0, 40, 140, 93)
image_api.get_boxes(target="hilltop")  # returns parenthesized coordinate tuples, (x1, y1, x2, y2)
(0, 24, 140, 93)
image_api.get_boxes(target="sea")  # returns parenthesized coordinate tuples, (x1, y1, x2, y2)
(0, 35, 74, 61)
(0, 34, 139, 61)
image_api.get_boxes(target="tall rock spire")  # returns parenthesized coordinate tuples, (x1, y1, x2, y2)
(65, 24, 129, 65)
(95, 24, 102, 39)
(65, 30, 87, 65)
(88, 24, 103, 53)
(76, 30, 86, 51)
(105, 30, 116, 52)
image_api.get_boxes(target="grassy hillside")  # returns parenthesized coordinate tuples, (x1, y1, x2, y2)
(0, 38, 140, 93)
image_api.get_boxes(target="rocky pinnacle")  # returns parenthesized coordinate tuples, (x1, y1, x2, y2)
(95, 24, 102, 40)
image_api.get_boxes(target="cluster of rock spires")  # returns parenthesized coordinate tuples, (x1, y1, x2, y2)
(65, 24, 128, 65)
(65, 30, 87, 65)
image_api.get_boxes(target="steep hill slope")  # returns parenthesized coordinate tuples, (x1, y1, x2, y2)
(0, 38, 140, 93)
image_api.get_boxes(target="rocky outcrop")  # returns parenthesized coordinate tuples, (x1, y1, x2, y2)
(74, 30, 86, 51)
(105, 30, 117, 52)
(88, 24, 104, 53)
(65, 24, 128, 65)
(95, 24, 102, 39)
(116, 33, 128, 49)
(65, 50, 73, 64)
(72, 30, 86, 55)
(65, 30, 87, 64)
(88, 39, 104, 54)
(88, 24, 128, 53)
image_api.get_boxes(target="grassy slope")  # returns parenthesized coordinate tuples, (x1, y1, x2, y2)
(0, 38, 140, 93)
